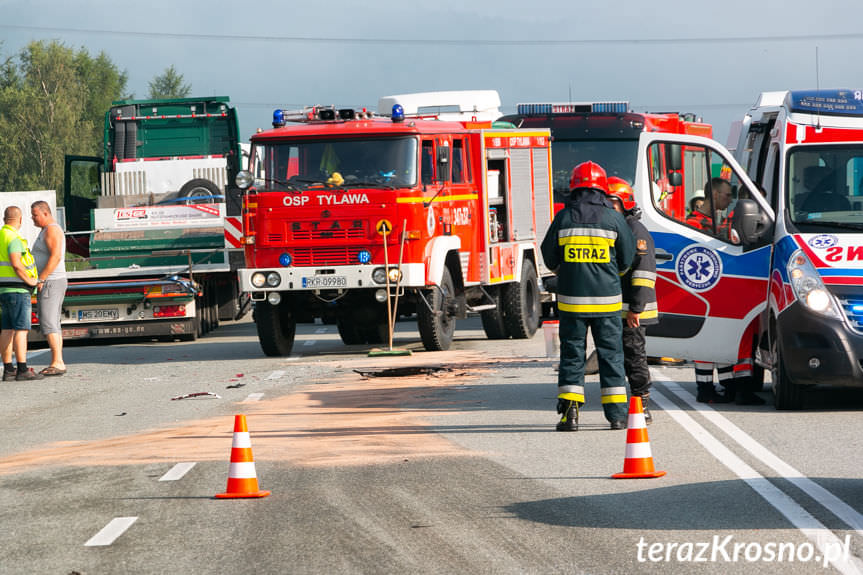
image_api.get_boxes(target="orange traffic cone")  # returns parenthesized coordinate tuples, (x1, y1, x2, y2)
(215, 414, 271, 498)
(612, 396, 666, 479)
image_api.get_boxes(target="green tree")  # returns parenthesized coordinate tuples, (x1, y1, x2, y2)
(147, 65, 191, 99)
(0, 40, 127, 200)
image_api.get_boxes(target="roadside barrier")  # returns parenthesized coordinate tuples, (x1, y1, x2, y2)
(215, 414, 271, 498)
(612, 396, 666, 479)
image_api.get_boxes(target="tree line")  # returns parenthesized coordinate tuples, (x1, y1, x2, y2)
(0, 40, 190, 203)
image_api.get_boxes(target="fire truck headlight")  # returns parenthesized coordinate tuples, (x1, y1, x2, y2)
(375, 289, 387, 303)
(387, 268, 402, 283)
(372, 268, 387, 284)
(267, 292, 282, 306)
(251, 272, 267, 288)
(266, 272, 281, 287)
(787, 249, 841, 319)
(236, 170, 254, 190)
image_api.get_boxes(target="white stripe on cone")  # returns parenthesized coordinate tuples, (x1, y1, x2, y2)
(228, 461, 258, 479)
(627, 413, 646, 428)
(624, 442, 653, 460)
(231, 432, 252, 448)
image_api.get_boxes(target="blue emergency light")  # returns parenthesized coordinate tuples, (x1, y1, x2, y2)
(273, 109, 286, 128)
(787, 90, 863, 117)
(392, 104, 405, 122)
(279, 252, 292, 266)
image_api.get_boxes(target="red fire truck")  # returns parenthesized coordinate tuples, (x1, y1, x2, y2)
(500, 102, 713, 219)
(236, 100, 554, 355)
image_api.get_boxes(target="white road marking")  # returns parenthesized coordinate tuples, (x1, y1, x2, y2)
(244, 393, 264, 402)
(315, 327, 327, 334)
(303, 340, 316, 346)
(651, 386, 863, 575)
(661, 380, 863, 536)
(265, 370, 285, 380)
(28, 349, 49, 359)
(84, 517, 138, 547)
(158, 462, 196, 481)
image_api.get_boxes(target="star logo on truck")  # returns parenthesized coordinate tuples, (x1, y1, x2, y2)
(676, 245, 722, 292)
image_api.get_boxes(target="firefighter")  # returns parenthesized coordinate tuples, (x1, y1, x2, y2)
(541, 162, 636, 431)
(606, 177, 658, 423)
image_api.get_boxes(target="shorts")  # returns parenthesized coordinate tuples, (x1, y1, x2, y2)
(0, 291, 32, 331)
(37, 278, 67, 335)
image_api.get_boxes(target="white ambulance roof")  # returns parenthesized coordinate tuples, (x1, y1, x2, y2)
(378, 90, 502, 121)
(752, 91, 788, 110)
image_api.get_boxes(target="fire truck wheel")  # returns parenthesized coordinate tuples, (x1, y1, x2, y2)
(255, 300, 296, 356)
(337, 317, 365, 345)
(502, 259, 540, 339)
(361, 316, 389, 344)
(178, 178, 221, 204)
(771, 332, 803, 410)
(418, 266, 456, 351)
(480, 287, 509, 339)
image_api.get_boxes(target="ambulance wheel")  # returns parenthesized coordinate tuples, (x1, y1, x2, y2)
(178, 178, 220, 204)
(337, 317, 365, 345)
(256, 300, 296, 357)
(771, 334, 803, 410)
(480, 287, 509, 339)
(418, 266, 456, 351)
(502, 259, 540, 339)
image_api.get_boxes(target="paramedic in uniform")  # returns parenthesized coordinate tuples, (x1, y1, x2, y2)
(541, 161, 635, 431)
(606, 177, 659, 423)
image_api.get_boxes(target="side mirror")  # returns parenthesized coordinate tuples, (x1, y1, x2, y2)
(666, 144, 682, 171)
(668, 171, 683, 187)
(436, 145, 450, 182)
(732, 198, 771, 245)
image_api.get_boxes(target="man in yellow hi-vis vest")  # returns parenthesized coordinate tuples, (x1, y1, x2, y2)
(0, 206, 41, 381)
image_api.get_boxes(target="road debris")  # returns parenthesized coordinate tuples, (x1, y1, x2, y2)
(171, 392, 221, 400)
(353, 366, 453, 378)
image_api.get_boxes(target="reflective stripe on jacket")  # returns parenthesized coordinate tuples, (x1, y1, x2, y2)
(620, 215, 658, 325)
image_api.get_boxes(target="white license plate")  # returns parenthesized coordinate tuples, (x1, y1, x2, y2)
(78, 308, 120, 321)
(302, 276, 347, 288)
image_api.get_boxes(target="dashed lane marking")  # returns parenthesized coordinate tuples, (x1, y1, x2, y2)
(315, 327, 327, 334)
(84, 517, 137, 547)
(265, 370, 285, 380)
(158, 462, 196, 481)
(244, 393, 264, 402)
(652, 385, 863, 575)
(303, 340, 316, 346)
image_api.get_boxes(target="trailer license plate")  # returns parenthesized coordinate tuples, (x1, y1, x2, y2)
(78, 308, 120, 321)
(302, 276, 347, 288)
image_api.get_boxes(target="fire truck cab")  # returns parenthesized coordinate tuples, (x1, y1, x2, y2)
(237, 95, 554, 355)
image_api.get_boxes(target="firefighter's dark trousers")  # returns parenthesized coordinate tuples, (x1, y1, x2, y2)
(622, 324, 651, 399)
(557, 314, 629, 423)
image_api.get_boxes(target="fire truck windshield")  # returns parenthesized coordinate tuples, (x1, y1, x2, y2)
(787, 145, 863, 228)
(551, 139, 638, 201)
(251, 137, 418, 190)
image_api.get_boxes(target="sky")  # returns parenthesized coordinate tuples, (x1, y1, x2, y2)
(3, 0, 863, 147)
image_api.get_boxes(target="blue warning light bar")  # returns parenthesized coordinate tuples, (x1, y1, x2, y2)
(787, 90, 863, 117)
(517, 101, 629, 116)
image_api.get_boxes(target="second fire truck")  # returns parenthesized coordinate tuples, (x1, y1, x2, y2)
(236, 95, 554, 355)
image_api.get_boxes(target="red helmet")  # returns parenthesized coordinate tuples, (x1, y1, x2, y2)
(606, 177, 636, 211)
(569, 161, 608, 194)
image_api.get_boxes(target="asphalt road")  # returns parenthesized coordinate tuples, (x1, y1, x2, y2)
(1, 317, 862, 574)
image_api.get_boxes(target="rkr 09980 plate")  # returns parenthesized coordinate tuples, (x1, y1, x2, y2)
(302, 276, 347, 288)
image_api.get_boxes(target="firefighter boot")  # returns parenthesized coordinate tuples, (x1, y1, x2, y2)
(696, 382, 731, 404)
(640, 396, 653, 425)
(556, 399, 579, 431)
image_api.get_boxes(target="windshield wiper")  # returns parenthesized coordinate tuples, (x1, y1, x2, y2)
(254, 177, 300, 191)
(344, 180, 395, 190)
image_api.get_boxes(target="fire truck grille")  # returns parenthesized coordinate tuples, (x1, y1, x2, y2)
(292, 228, 366, 240)
(291, 247, 365, 266)
(838, 296, 863, 332)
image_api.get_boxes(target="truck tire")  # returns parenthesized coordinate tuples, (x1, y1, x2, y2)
(771, 332, 803, 410)
(502, 259, 540, 339)
(361, 313, 389, 345)
(417, 266, 456, 351)
(256, 300, 296, 357)
(337, 317, 365, 345)
(480, 287, 509, 339)
(178, 178, 221, 204)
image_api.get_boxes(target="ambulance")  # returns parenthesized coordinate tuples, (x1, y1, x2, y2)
(722, 89, 863, 409)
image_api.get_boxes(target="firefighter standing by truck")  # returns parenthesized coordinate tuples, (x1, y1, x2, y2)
(541, 162, 635, 431)
(606, 177, 658, 423)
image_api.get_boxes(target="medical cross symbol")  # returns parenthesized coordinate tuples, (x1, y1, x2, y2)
(676, 245, 722, 292)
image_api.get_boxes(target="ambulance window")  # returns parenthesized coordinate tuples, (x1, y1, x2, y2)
(452, 139, 465, 183)
(421, 140, 434, 185)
